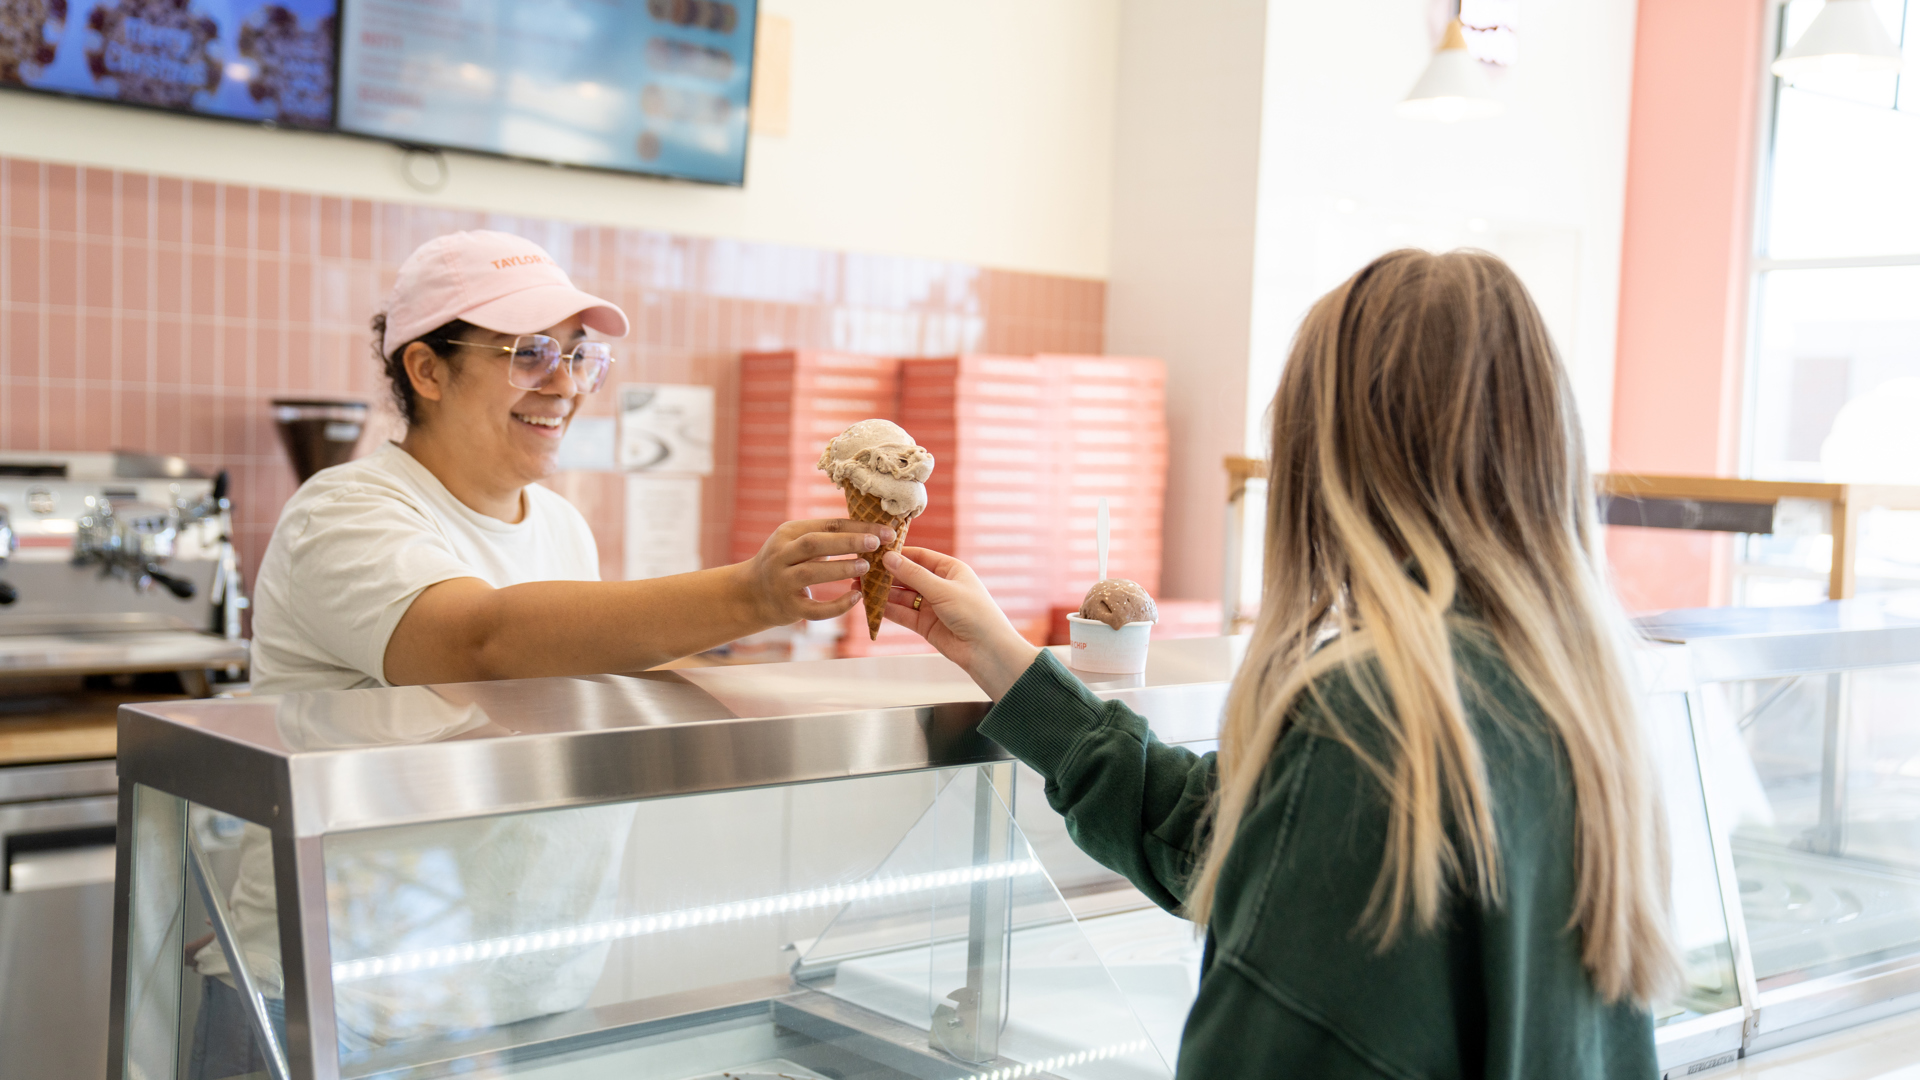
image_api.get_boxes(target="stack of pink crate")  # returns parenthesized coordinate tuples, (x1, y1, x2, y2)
(899, 356, 1054, 646)
(732, 350, 902, 565)
(734, 351, 918, 655)
(1037, 355, 1168, 635)
(736, 349, 947, 657)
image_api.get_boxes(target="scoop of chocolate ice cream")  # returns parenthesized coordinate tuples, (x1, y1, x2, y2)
(1079, 579, 1157, 630)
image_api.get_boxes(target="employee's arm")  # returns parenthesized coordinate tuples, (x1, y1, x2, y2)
(382, 518, 889, 684)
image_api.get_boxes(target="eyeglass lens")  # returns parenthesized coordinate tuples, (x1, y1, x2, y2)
(506, 337, 614, 393)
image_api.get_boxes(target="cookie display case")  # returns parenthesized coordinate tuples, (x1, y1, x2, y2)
(104, 619, 1857, 1080)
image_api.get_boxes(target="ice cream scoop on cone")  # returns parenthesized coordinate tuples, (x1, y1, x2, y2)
(817, 420, 935, 639)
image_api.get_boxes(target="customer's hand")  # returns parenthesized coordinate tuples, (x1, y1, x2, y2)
(882, 548, 1041, 699)
(740, 518, 894, 625)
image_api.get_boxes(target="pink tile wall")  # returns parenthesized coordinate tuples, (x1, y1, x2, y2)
(0, 155, 1105, 589)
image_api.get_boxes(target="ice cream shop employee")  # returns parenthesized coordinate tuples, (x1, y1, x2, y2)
(182, 231, 899, 1077)
(248, 229, 890, 696)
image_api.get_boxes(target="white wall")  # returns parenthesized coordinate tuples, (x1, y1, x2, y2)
(1103, 0, 1271, 602)
(0, 0, 1118, 278)
(1111, 0, 1639, 605)
(1247, 0, 1639, 468)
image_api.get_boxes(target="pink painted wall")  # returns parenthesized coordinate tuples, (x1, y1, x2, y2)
(1608, 0, 1769, 613)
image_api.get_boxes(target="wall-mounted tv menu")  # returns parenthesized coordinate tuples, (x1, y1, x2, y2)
(0, 0, 337, 128)
(337, 0, 757, 185)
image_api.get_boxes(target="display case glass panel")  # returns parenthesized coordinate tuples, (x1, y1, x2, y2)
(1703, 662, 1920, 984)
(178, 802, 288, 1080)
(343, 764, 1168, 1079)
(120, 784, 192, 1080)
(1646, 690, 1743, 1023)
(144, 764, 1171, 1080)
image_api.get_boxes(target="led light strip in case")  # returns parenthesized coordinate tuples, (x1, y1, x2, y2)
(332, 859, 1046, 984)
(966, 1039, 1159, 1079)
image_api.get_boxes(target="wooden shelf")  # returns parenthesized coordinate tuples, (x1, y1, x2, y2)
(0, 691, 190, 766)
(1223, 459, 1920, 604)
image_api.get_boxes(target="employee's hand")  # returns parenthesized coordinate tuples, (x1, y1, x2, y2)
(741, 518, 895, 625)
(882, 548, 1041, 699)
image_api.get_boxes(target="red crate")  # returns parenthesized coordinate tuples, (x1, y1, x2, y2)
(732, 351, 901, 563)
(1029, 355, 1168, 605)
(902, 363, 1048, 516)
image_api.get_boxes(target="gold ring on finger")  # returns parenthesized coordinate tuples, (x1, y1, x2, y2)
(912, 595, 923, 611)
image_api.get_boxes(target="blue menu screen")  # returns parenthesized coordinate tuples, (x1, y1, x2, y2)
(1, 0, 338, 128)
(337, 0, 756, 185)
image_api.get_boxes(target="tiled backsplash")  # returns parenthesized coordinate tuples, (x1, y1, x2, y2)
(0, 155, 1105, 589)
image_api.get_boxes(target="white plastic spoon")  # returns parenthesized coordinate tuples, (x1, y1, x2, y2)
(1097, 497, 1110, 583)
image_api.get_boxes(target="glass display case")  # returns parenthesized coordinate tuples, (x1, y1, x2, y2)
(108, 642, 1237, 1080)
(107, 612, 1920, 1080)
(1641, 594, 1920, 1061)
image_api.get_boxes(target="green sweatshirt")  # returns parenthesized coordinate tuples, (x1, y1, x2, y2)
(977, 636, 1659, 1080)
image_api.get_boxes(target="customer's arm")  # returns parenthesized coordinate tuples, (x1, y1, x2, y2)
(881, 548, 1216, 911)
(982, 651, 1215, 910)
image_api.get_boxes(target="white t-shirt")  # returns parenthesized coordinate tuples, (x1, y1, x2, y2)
(249, 442, 601, 695)
(200, 443, 629, 1049)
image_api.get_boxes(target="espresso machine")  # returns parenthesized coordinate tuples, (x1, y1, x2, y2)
(0, 450, 248, 1080)
(0, 451, 249, 686)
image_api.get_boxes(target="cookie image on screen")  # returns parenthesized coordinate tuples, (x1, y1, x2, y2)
(238, 5, 333, 128)
(0, 0, 67, 85)
(85, 0, 220, 108)
(84, 0, 219, 107)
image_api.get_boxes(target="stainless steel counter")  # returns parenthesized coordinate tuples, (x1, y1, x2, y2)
(116, 638, 1243, 839)
(1639, 591, 1920, 680)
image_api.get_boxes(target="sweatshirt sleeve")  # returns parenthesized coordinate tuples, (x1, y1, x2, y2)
(977, 649, 1217, 913)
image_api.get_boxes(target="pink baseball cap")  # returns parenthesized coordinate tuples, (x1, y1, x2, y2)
(380, 230, 630, 358)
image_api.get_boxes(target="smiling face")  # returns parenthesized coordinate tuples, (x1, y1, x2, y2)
(402, 313, 590, 505)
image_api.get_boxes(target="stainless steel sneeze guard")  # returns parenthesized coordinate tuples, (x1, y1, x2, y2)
(106, 612, 1920, 1080)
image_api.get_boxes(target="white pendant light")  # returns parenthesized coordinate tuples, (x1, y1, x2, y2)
(1400, 19, 1505, 123)
(1772, 0, 1904, 81)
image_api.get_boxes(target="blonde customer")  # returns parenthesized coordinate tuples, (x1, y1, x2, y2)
(883, 249, 1678, 1078)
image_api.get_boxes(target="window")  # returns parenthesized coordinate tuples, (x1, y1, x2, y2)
(1742, 0, 1920, 603)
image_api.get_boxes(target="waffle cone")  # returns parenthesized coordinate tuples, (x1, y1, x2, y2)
(843, 487, 914, 639)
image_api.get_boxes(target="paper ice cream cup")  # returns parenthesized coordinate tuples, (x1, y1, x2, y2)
(1066, 615, 1153, 674)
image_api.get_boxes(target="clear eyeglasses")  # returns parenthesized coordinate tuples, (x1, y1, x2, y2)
(428, 335, 615, 393)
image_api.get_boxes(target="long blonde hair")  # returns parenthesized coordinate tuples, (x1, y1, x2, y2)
(1186, 249, 1679, 1004)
